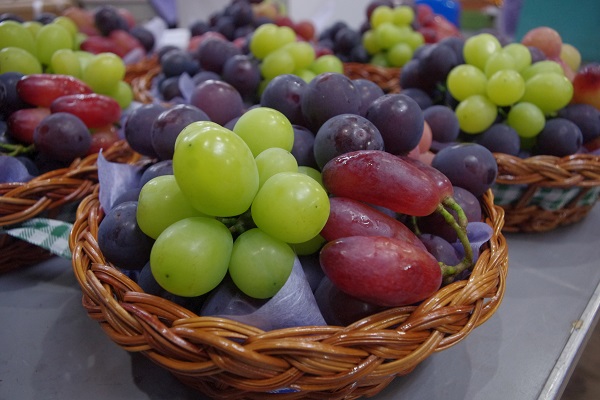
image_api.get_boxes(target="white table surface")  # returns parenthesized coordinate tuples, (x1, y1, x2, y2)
(1, 205, 599, 400)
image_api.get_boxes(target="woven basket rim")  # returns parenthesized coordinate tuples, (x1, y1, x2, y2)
(69, 186, 508, 398)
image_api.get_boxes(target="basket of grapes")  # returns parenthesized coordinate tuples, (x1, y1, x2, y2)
(0, 12, 146, 272)
(69, 45, 508, 397)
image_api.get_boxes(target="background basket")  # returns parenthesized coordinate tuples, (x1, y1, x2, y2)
(493, 152, 600, 233)
(69, 187, 507, 399)
(0, 140, 139, 273)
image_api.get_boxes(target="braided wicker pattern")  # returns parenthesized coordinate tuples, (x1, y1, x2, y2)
(343, 63, 401, 94)
(70, 188, 507, 399)
(495, 152, 600, 232)
(0, 141, 139, 273)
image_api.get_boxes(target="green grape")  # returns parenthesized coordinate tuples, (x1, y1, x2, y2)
(75, 50, 95, 70)
(255, 147, 298, 188)
(173, 121, 259, 217)
(484, 51, 516, 77)
(233, 107, 295, 157)
(446, 64, 488, 101)
(228, 228, 295, 299)
(370, 5, 394, 28)
(289, 234, 326, 256)
(81, 52, 125, 94)
(502, 43, 532, 71)
(297, 166, 324, 188)
(50, 48, 81, 78)
(370, 52, 389, 67)
(35, 23, 73, 65)
(309, 54, 343, 75)
(260, 49, 295, 80)
(392, 5, 415, 26)
(374, 22, 402, 50)
(150, 217, 233, 297)
(250, 23, 295, 59)
(520, 60, 564, 81)
(455, 94, 498, 134)
(387, 42, 413, 67)
(23, 21, 43, 41)
(105, 80, 133, 109)
(486, 69, 525, 106)
(0, 20, 37, 56)
(560, 43, 581, 72)
(362, 30, 381, 55)
(282, 41, 315, 71)
(137, 175, 208, 239)
(507, 102, 546, 138)
(251, 172, 330, 244)
(463, 32, 502, 70)
(53, 16, 78, 41)
(520, 72, 573, 114)
(294, 68, 316, 83)
(0, 47, 42, 74)
(405, 31, 425, 51)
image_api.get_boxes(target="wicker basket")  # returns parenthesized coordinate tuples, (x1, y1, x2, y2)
(69, 187, 507, 399)
(0, 140, 139, 273)
(494, 152, 600, 233)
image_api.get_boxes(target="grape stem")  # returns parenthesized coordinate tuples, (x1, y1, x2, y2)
(0, 143, 35, 156)
(435, 198, 473, 283)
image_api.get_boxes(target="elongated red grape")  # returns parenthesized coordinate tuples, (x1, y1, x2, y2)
(320, 235, 442, 307)
(322, 150, 452, 216)
(7, 107, 51, 144)
(320, 196, 426, 251)
(16, 73, 93, 107)
(50, 93, 121, 128)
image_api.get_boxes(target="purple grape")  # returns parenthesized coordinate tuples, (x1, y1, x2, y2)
(291, 125, 317, 168)
(423, 105, 460, 143)
(528, 46, 546, 63)
(418, 43, 459, 88)
(189, 79, 244, 126)
(353, 78, 385, 116)
(97, 201, 154, 271)
(124, 103, 167, 158)
(365, 93, 424, 155)
(0, 155, 33, 183)
(474, 123, 520, 156)
(139, 160, 174, 187)
(194, 37, 241, 74)
(94, 5, 128, 36)
(226, 0, 254, 27)
(33, 112, 91, 163)
(189, 20, 210, 37)
(300, 72, 361, 131)
(418, 234, 461, 266)
(399, 87, 433, 110)
(432, 143, 498, 197)
(158, 76, 183, 101)
(192, 70, 222, 85)
(313, 113, 384, 169)
(557, 103, 600, 144)
(113, 187, 142, 207)
(129, 26, 155, 53)
(0, 72, 30, 118)
(438, 36, 465, 64)
(260, 74, 307, 126)
(333, 26, 361, 55)
(151, 104, 210, 160)
(534, 118, 583, 157)
(221, 54, 261, 101)
(399, 59, 426, 90)
(160, 48, 200, 78)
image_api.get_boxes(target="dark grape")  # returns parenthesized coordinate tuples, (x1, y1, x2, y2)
(333, 26, 361, 55)
(260, 74, 307, 126)
(97, 201, 154, 270)
(0, 72, 30, 118)
(189, 20, 210, 37)
(423, 105, 460, 143)
(189, 79, 245, 126)
(124, 103, 168, 158)
(534, 118, 583, 157)
(192, 70, 222, 86)
(195, 37, 241, 74)
(129, 26, 155, 53)
(221, 54, 261, 101)
(419, 43, 459, 88)
(438, 36, 466, 64)
(139, 160, 174, 187)
(151, 104, 210, 160)
(33, 112, 91, 163)
(398, 59, 425, 90)
(418, 234, 461, 266)
(431, 143, 498, 197)
(227, 0, 254, 27)
(300, 72, 361, 131)
(0, 155, 33, 183)
(158, 76, 183, 101)
(160, 48, 200, 78)
(365, 93, 424, 155)
(528, 46, 546, 63)
(474, 123, 520, 156)
(291, 125, 317, 168)
(15, 155, 38, 176)
(353, 78, 385, 116)
(94, 5, 128, 36)
(113, 187, 142, 207)
(399, 87, 433, 110)
(557, 103, 600, 144)
(313, 114, 384, 169)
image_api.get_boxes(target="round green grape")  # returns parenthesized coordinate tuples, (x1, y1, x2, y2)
(484, 51, 516, 77)
(446, 64, 488, 101)
(233, 107, 294, 157)
(260, 49, 295, 80)
(374, 22, 402, 50)
(370, 5, 394, 28)
(486, 69, 525, 106)
(392, 5, 415, 26)
(137, 175, 208, 239)
(0, 47, 42, 74)
(282, 41, 315, 71)
(52, 16, 78, 41)
(173, 121, 259, 217)
(309, 54, 343, 75)
(387, 42, 413, 67)
(81, 52, 125, 94)
(463, 33, 502, 71)
(405, 31, 424, 51)
(228, 228, 295, 299)
(250, 23, 295, 59)
(106, 80, 133, 109)
(507, 102, 546, 138)
(251, 172, 330, 244)
(255, 147, 298, 188)
(294, 68, 316, 83)
(50, 48, 81, 78)
(520, 60, 564, 81)
(362, 30, 381, 55)
(150, 217, 232, 297)
(502, 43, 532, 71)
(297, 166, 324, 188)
(455, 94, 498, 134)
(289, 234, 326, 256)
(22, 21, 43, 44)
(0, 20, 37, 56)
(35, 23, 73, 65)
(520, 72, 573, 114)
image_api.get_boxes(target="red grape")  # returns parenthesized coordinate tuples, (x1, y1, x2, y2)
(16, 74, 93, 108)
(7, 107, 51, 144)
(50, 93, 121, 128)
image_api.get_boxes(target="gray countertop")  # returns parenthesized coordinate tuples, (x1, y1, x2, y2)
(1, 205, 599, 400)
